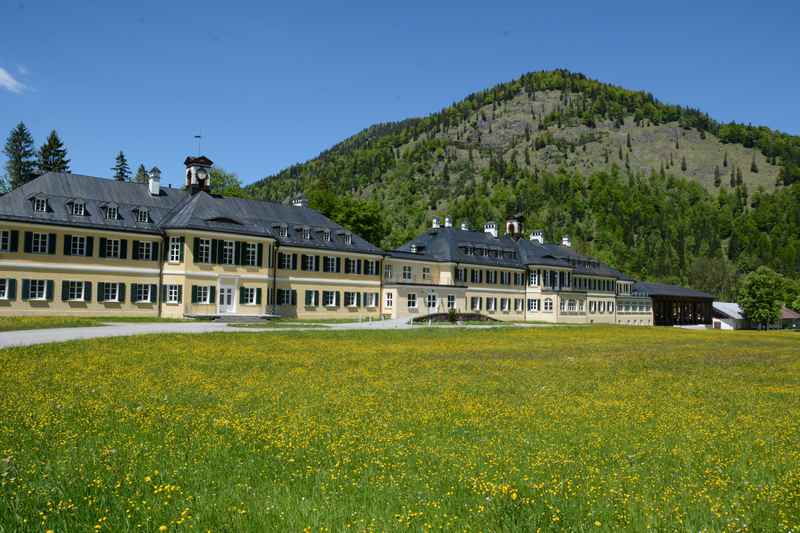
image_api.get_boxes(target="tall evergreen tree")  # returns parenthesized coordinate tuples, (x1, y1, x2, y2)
(626, 131, 632, 149)
(723, 151, 728, 167)
(750, 152, 759, 173)
(714, 165, 721, 187)
(3, 122, 37, 189)
(37, 130, 70, 173)
(112, 151, 131, 182)
(681, 156, 687, 171)
(133, 164, 148, 184)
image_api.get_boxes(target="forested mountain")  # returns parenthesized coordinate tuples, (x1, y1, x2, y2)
(247, 70, 800, 298)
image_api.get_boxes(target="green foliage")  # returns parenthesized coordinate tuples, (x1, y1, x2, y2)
(209, 167, 250, 198)
(737, 266, 784, 327)
(112, 150, 130, 182)
(3, 122, 37, 189)
(37, 130, 70, 173)
(133, 164, 148, 184)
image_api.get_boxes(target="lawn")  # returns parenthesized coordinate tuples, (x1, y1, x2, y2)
(0, 327, 798, 531)
(0, 316, 190, 332)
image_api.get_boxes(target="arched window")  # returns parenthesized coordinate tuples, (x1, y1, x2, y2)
(544, 298, 553, 312)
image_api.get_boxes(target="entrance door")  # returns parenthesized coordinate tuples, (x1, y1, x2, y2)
(218, 283, 235, 314)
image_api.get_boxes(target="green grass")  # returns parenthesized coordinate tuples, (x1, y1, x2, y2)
(0, 316, 189, 332)
(1, 327, 799, 531)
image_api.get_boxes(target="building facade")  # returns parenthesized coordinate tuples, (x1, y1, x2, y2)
(0, 155, 712, 326)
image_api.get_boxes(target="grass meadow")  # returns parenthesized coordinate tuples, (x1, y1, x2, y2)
(0, 326, 798, 531)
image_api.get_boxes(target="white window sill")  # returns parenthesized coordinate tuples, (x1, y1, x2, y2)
(165, 301, 180, 305)
(134, 300, 153, 304)
(67, 298, 85, 303)
(346, 304, 358, 309)
(366, 305, 377, 309)
(325, 305, 338, 309)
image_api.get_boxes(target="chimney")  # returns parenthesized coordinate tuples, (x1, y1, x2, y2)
(561, 235, 572, 247)
(184, 155, 214, 194)
(460, 221, 470, 231)
(444, 216, 452, 228)
(292, 195, 308, 208)
(484, 221, 498, 238)
(410, 244, 418, 254)
(530, 230, 544, 244)
(432, 216, 440, 229)
(147, 166, 161, 196)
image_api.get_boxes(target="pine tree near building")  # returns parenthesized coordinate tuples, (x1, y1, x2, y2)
(133, 164, 148, 184)
(3, 122, 37, 189)
(112, 151, 131, 182)
(37, 130, 70, 173)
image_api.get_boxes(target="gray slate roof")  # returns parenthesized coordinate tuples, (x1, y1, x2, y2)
(713, 301, 745, 320)
(633, 281, 714, 299)
(389, 227, 525, 268)
(0, 172, 381, 254)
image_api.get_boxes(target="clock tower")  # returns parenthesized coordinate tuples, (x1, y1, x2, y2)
(184, 155, 214, 194)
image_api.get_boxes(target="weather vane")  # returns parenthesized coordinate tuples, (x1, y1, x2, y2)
(194, 134, 202, 155)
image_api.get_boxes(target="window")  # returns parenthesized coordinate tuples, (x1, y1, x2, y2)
(500, 272, 510, 285)
(500, 298, 510, 312)
(278, 289, 297, 306)
(105, 238, 121, 258)
(470, 269, 481, 284)
(471, 297, 482, 311)
(527, 298, 540, 312)
(364, 260, 377, 276)
(323, 230, 331, 242)
(323, 290, 337, 307)
(105, 206, 118, 220)
(455, 268, 465, 283)
(65, 280, 85, 301)
(133, 284, 151, 303)
(560, 299, 565, 312)
(426, 293, 437, 309)
(28, 279, 47, 300)
(402, 266, 412, 281)
(609, 302, 614, 313)
(422, 267, 431, 280)
(344, 292, 358, 307)
(222, 241, 235, 265)
(169, 237, 182, 263)
(197, 239, 211, 263)
(165, 284, 180, 304)
(33, 198, 48, 213)
(0, 279, 8, 299)
(544, 298, 553, 312)
(487, 298, 497, 312)
(384, 264, 393, 279)
(102, 282, 119, 302)
(70, 236, 86, 256)
(385, 292, 393, 308)
(303, 227, 311, 240)
(136, 209, 150, 223)
(70, 202, 85, 216)
(407, 293, 417, 309)
(196, 286, 210, 304)
(599, 301, 606, 313)
(579, 300, 585, 312)
(486, 271, 497, 284)
(241, 287, 257, 305)
(245, 243, 257, 266)
(344, 233, 352, 245)
(447, 294, 456, 310)
(138, 241, 154, 261)
(0, 230, 11, 252)
(365, 292, 378, 308)
(323, 256, 338, 273)
(304, 290, 319, 307)
(31, 232, 49, 254)
(279, 225, 288, 238)
(514, 298, 524, 312)
(277, 252, 292, 269)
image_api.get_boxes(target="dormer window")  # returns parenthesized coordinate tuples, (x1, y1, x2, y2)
(33, 198, 48, 213)
(279, 225, 288, 238)
(323, 230, 331, 242)
(303, 226, 311, 240)
(135, 208, 150, 223)
(105, 206, 119, 220)
(344, 233, 352, 246)
(410, 244, 418, 254)
(70, 201, 85, 216)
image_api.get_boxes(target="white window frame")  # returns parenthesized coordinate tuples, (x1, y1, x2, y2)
(245, 243, 257, 266)
(365, 293, 378, 308)
(323, 230, 331, 242)
(385, 292, 393, 308)
(71, 202, 85, 216)
(33, 198, 47, 213)
(426, 293, 437, 309)
(222, 241, 235, 265)
(166, 285, 180, 304)
(66, 280, 85, 301)
(323, 290, 337, 308)
(544, 298, 553, 312)
(487, 297, 497, 312)
(139, 241, 154, 261)
(0, 230, 10, 252)
(302, 227, 311, 240)
(196, 286, 210, 304)
(105, 206, 118, 220)
(344, 233, 352, 245)
(447, 295, 455, 310)
(242, 287, 257, 305)
(402, 266, 412, 281)
(197, 239, 211, 263)
(422, 267, 431, 280)
(609, 302, 614, 313)
(323, 256, 337, 273)
(0, 279, 8, 300)
(304, 290, 318, 307)
(31, 232, 49, 254)
(103, 282, 120, 303)
(364, 261, 377, 276)
(515, 298, 524, 312)
(136, 209, 150, 223)
(134, 284, 151, 303)
(344, 292, 357, 308)
(105, 238, 121, 258)
(471, 297, 481, 311)
(70, 235, 87, 256)
(279, 225, 288, 238)
(29, 279, 47, 300)
(384, 264, 393, 279)
(169, 237, 182, 263)
(407, 293, 417, 309)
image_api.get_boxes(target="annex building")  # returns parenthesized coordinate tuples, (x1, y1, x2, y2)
(0, 155, 713, 326)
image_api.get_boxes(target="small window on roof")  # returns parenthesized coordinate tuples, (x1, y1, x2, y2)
(70, 201, 85, 216)
(344, 232, 352, 245)
(303, 226, 311, 240)
(135, 208, 150, 223)
(33, 197, 48, 213)
(323, 229, 331, 242)
(279, 224, 288, 238)
(105, 205, 119, 220)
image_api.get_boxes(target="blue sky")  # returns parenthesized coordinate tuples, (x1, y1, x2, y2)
(1, 0, 798, 188)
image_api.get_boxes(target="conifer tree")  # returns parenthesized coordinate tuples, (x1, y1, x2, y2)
(37, 130, 70, 173)
(714, 165, 721, 187)
(736, 166, 743, 186)
(626, 131, 632, 149)
(112, 151, 131, 182)
(730, 168, 736, 188)
(681, 156, 687, 172)
(133, 164, 148, 184)
(750, 152, 759, 173)
(3, 122, 37, 189)
(723, 151, 728, 167)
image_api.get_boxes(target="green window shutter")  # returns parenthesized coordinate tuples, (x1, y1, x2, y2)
(99, 237, 107, 257)
(291, 290, 297, 306)
(210, 240, 219, 264)
(7, 279, 16, 300)
(193, 237, 200, 261)
(63, 235, 72, 255)
(132, 240, 140, 260)
(161, 284, 167, 303)
(47, 234, 56, 254)
(98, 282, 105, 302)
(84, 282, 92, 302)
(179, 237, 185, 261)
(86, 237, 94, 257)
(119, 283, 126, 303)
(152, 242, 159, 262)
(257, 243, 263, 267)
(256, 288, 262, 305)
(234, 242, 242, 265)
(61, 280, 69, 301)
(177, 285, 183, 303)
(356, 259, 362, 275)
(239, 287, 245, 304)
(150, 284, 157, 303)
(305, 290, 312, 306)
(209, 286, 216, 304)
(46, 280, 54, 301)
(336, 257, 341, 273)
(23, 232, 32, 253)
(356, 292, 362, 307)
(291, 254, 297, 270)
(120, 239, 128, 259)
(21, 279, 29, 300)
(9, 230, 18, 252)
(191, 286, 198, 304)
